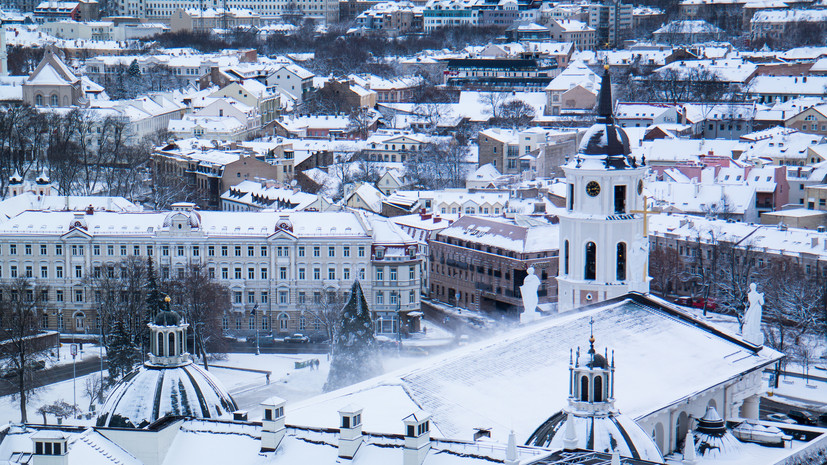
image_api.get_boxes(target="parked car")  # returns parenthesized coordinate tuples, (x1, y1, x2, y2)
(0, 360, 46, 379)
(788, 410, 817, 426)
(284, 333, 310, 343)
(674, 297, 718, 311)
(245, 335, 276, 347)
(766, 413, 796, 424)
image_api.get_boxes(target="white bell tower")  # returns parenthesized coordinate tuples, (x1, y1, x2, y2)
(557, 67, 649, 312)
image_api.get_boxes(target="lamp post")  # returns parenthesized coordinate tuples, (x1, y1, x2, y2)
(70, 342, 78, 417)
(252, 303, 259, 356)
(393, 291, 401, 356)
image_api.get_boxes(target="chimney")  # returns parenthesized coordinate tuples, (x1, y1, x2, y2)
(31, 431, 69, 465)
(402, 411, 431, 465)
(260, 397, 286, 452)
(812, 237, 819, 248)
(504, 430, 519, 465)
(233, 410, 248, 421)
(338, 405, 363, 459)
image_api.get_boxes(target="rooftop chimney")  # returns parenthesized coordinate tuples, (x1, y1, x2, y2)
(31, 431, 69, 465)
(233, 410, 248, 421)
(403, 411, 431, 465)
(338, 405, 363, 459)
(260, 397, 286, 452)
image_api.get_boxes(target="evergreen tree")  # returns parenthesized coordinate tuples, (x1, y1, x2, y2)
(106, 319, 138, 380)
(145, 258, 164, 321)
(127, 59, 141, 77)
(323, 281, 382, 392)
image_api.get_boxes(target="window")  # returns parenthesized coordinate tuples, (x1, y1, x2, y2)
(177, 245, 184, 256)
(162, 246, 169, 256)
(93, 245, 100, 256)
(343, 246, 350, 257)
(298, 292, 306, 304)
(261, 291, 269, 303)
(279, 314, 289, 330)
(409, 267, 415, 280)
(74, 289, 83, 302)
(409, 291, 416, 303)
(25, 244, 31, 255)
(25, 266, 32, 278)
(55, 266, 62, 278)
(56, 290, 64, 302)
(134, 245, 141, 255)
(616, 242, 626, 281)
(107, 245, 113, 256)
(279, 267, 286, 280)
(328, 267, 336, 280)
(120, 245, 127, 256)
(233, 291, 242, 304)
(247, 268, 255, 280)
(234, 268, 242, 279)
(298, 246, 305, 257)
(235, 246, 241, 257)
(248, 292, 256, 304)
(564, 240, 569, 275)
(299, 268, 305, 280)
(359, 268, 365, 280)
(209, 267, 215, 279)
(358, 246, 365, 257)
(9, 244, 16, 255)
(344, 268, 350, 280)
(328, 246, 335, 257)
(614, 185, 626, 214)
(279, 291, 288, 304)
(376, 292, 384, 305)
(580, 376, 589, 402)
(41, 266, 48, 279)
(193, 246, 199, 256)
(221, 246, 228, 256)
(261, 268, 268, 280)
(313, 246, 320, 257)
(376, 268, 384, 280)
(208, 246, 215, 256)
(247, 246, 254, 257)
(568, 183, 574, 210)
(313, 268, 320, 280)
(390, 267, 397, 281)
(261, 246, 268, 256)
(223, 316, 229, 331)
(147, 245, 153, 256)
(74, 266, 82, 278)
(585, 242, 596, 280)
(55, 244, 62, 255)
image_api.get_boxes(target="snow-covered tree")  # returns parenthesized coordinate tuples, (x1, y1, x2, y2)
(323, 281, 382, 392)
(106, 319, 139, 380)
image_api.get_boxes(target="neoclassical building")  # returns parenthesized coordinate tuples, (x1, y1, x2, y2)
(21, 49, 87, 108)
(0, 204, 422, 338)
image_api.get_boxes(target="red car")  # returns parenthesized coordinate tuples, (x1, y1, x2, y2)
(674, 297, 718, 311)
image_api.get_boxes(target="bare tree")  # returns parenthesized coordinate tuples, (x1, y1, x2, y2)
(168, 263, 231, 370)
(478, 92, 508, 120)
(762, 258, 824, 352)
(713, 239, 758, 327)
(301, 292, 345, 343)
(0, 277, 46, 423)
(648, 245, 683, 298)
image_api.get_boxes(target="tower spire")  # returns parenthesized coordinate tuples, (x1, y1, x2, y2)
(596, 65, 613, 124)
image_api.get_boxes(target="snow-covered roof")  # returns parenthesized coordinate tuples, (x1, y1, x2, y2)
(648, 181, 755, 216)
(289, 294, 781, 443)
(437, 215, 557, 253)
(749, 75, 827, 96)
(0, 193, 140, 220)
(221, 180, 328, 211)
(751, 8, 827, 23)
(545, 60, 599, 92)
(653, 19, 724, 35)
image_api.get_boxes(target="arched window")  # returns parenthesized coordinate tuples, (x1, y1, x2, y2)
(594, 375, 603, 402)
(50, 94, 58, 107)
(158, 332, 165, 356)
(564, 240, 569, 275)
(278, 313, 289, 331)
(35, 94, 43, 106)
(585, 242, 596, 280)
(168, 332, 175, 357)
(180, 331, 184, 354)
(616, 242, 626, 281)
(580, 376, 589, 402)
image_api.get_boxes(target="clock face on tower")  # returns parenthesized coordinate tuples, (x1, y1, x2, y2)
(586, 181, 601, 197)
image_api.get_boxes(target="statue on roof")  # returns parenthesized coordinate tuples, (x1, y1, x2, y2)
(520, 266, 541, 323)
(741, 282, 764, 346)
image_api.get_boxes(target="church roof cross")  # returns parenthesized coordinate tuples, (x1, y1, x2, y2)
(630, 195, 659, 238)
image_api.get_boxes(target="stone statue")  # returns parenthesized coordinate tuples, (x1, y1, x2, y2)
(630, 236, 650, 285)
(520, 266, 541, 323)
(742, 283, 764, 346)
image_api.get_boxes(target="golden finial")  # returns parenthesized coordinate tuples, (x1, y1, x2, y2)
(603, 64, 609, 70)
(164, 296, 171, 303)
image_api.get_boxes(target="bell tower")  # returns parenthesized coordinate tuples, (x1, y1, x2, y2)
(567, 321, 616, 416)
(557, 67, 649, 312)
(147, 296, 190, 367)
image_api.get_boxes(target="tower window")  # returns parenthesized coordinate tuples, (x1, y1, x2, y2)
(594, 375, 603, 402)
(568, 183, 574, 210)
(616, 242, 626, 281)
(585, 242, 596, 280)
(580, 375, 589, 402)
(564, 240, 570, 275)
(614, 185, 626, 214)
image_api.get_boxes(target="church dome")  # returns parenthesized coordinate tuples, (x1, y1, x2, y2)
(526, 410, 664, 462)
(154, 309, 181, 326)
(574, 67, 636, 166)
(96, 361, 238, 428)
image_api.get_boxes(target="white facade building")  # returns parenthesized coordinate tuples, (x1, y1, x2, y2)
(557, 70, 648, 312)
